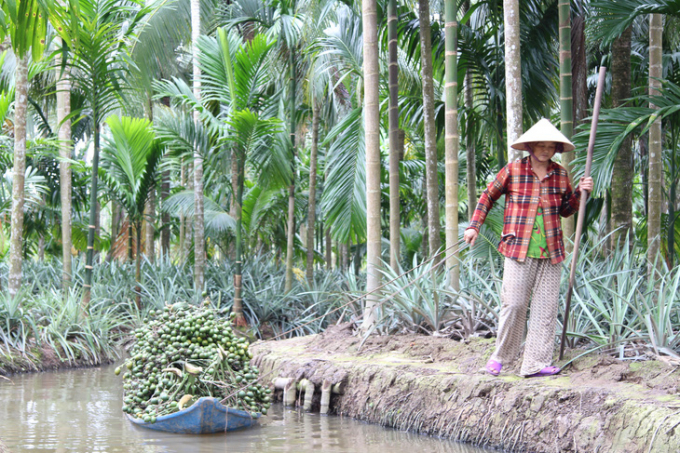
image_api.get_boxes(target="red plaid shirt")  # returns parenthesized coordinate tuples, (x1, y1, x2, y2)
(467, 156, 581, 264)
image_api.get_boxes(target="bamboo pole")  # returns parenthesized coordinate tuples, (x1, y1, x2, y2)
(559, 66, 606, 361)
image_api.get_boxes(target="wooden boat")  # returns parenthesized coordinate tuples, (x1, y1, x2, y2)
(126, 397, 261, 434)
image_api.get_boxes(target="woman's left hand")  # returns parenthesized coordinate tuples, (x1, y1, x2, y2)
(579, 176, 594, 192)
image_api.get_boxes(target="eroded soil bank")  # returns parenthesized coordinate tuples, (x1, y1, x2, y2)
(251, 324, 680, 453)
(0, 345, 115, 377)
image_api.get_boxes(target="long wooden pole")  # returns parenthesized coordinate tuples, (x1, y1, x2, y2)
(559, 66, 607, 361)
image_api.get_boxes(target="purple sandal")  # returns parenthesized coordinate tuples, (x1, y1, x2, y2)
(485, 359, 502, 376)
(525, 366, 560, 378)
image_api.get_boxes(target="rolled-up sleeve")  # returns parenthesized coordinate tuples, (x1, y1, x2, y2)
(559, 178, 581, 218)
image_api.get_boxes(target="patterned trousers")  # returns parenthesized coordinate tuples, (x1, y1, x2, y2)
(490, 257, 562, 376)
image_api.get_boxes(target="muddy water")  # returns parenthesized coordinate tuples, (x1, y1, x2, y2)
(1, 365, 492, 453)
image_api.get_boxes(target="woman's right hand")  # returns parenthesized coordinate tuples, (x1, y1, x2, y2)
(464, 229, 478, 246)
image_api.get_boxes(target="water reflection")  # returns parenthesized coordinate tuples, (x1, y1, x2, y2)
(1, 364, 490, 453)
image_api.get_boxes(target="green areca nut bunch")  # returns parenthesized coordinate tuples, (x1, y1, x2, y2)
(114, 302, 272, 423)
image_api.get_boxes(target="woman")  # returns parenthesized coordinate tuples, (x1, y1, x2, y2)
(464, 118, 593, 377)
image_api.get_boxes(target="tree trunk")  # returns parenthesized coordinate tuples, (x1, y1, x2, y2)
(388, 0, 400, 270)
(284, 43, 297, 293)
(445, 0, 459, 290)
(183, 164, 194, 262)
(465, 69, 476, 222)
(57, 39, 73, 289)
(363, 0, 381, 330)
(558, 0, 575, 252)
(419, 0, 442, 258)
(611, 27, 634, 249)
(145, 191, 155, 262)
(84, 121, 101, 305)
(161, 170, 170, 257)
(233, 153, 247, 327)
(648, 14, 663, 270)
(135, 222, 142, 308)
(572, 9, 588, 134)
(504, 0, 523, 163)
(192, 0, 205, 294)
(179, 162, 186, 260)
(325, 228, 332, 270)
(9, 56, 28, 297)
(306, 104, 321, 282)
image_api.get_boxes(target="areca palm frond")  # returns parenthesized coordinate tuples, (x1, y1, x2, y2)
(199, 31, 276, 115)
(0, 166, 48, 214)
(50, 0, 158, 151)
(0, 0, 48, 60)
(101, 115, 162, 222)
(241, 184, 286, 236)
(590, 0, 680, 45)
(572, 80, 680, 195)
(321, 107, 366, 243)
(224, 0, 303, 48)
(162, 190, 236, 235)
(312, 5, 363, 88)
(226, 109, 287, 187)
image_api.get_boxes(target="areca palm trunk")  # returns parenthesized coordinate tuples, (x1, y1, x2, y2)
(306, 103, 320, 282)
(465, 72, 476, 221)
(233, 153, 246, 326)
(648, 14, 663, 269)
(84, 121, 102, 305)
(145, 98, 155, 263)
(135, 221, 143, 308)
(419, 0, 441, 258)
(161, 170, 170, 256)
(558, 0, 575, 252)
(463, 2, 476, 221)
(445, 0, 459, 290)
(388, 0, 400, 270)
(9, 55, 29, 297)
(191, 0, 206, 294)
(611, 27, 634, 249)
(504, 0, 523, 163)
(284, 43, 297, 293)
(57, 40, 73, 289)
(363, 0, 381, 329)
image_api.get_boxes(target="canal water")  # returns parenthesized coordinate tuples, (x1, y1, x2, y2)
(1, 364, 493, 453)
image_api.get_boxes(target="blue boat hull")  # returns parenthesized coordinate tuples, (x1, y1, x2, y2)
(126, 397, 260, 434)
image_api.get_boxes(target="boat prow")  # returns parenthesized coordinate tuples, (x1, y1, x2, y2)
(126, 397, 261, 434)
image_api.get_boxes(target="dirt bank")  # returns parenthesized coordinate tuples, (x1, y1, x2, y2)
(0, 344, 115, 376)
(251, 324, 680, 453)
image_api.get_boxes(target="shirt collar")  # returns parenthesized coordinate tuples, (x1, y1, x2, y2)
(522, 155, 557, 178)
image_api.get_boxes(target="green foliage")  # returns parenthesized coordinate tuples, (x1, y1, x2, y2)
(101, 115, 163, 225)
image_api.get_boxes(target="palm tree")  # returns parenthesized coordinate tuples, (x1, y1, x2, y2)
(648, 13, 663, 268)
(363, 0, 381, 329)
(100, 115, 162, 302)
(306, 102, 321, 282)
(444, 0, 459, 290)
(610, 26, 634, 249)
(191, 0, 206, 293)
(0, 0, 49, 296)
(387, 0, 400, 270)
(56, 41, 73, 290)
(155, 29, 282, 323)
(504, 0, 523, 163)
(558, 0, 574, 250)
(418, 0, 441, 258)
(51, 0, 154, 304)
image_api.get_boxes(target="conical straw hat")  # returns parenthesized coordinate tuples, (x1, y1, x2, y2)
(510, 118, 575, 153)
